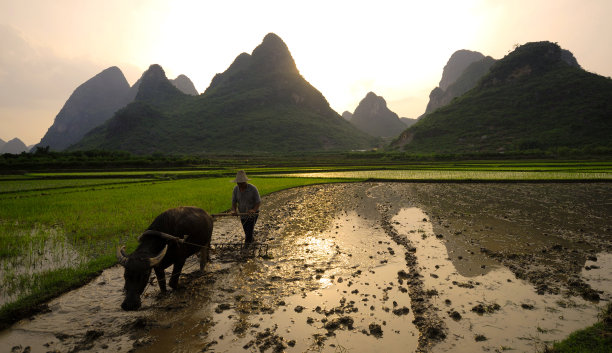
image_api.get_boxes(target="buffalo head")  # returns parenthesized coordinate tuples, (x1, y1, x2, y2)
(117, 244, 167, 311)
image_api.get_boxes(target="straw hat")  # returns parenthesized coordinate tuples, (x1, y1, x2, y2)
(232, 170, 250, 183)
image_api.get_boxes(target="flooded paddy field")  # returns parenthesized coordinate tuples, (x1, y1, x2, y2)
(1, 182, 610, 353)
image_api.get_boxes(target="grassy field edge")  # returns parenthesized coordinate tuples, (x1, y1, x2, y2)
(544, 303, 612, 353)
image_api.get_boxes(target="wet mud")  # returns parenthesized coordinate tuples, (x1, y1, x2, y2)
(1, 182, 610, 353)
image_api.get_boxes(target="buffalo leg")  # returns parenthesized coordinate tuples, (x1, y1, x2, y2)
(169, 260, 185, 289)
(200, 245, 209, 271)
(154, 267, 167, 293)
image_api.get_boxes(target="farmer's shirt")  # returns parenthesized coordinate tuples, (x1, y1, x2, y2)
(232, 184, 261, 213)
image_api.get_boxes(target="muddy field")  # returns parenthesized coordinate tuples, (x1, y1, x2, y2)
(1, 182, 611, 353)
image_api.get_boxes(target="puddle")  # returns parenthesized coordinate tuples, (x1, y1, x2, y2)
(140, 212, 419, 353)
(392, 207, 609, 352)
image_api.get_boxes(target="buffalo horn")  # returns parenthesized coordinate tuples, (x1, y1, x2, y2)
(117, 246, 129, 267)
(149, 244, 168, 267)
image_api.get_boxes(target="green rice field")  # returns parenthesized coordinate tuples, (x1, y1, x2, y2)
(271, 169, 611, 181)
(0, 178, 150, 194)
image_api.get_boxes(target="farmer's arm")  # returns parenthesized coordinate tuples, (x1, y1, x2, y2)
(249, 201, 260, 214)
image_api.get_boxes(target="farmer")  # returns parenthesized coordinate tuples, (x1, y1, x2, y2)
(231, 170, 261, 244)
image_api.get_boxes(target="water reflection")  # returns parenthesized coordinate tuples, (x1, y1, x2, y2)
(392, 207, 607, 352)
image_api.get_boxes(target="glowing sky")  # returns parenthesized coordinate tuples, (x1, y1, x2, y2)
(1, 0, 611, 145)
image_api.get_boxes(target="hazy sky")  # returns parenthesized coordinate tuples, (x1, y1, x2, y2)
(1, 0, 611, 145)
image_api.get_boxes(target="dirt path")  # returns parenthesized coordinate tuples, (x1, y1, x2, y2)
(1, 182, 610, 353)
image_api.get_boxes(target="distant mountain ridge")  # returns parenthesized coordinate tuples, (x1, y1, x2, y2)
(425, 56, 496, 115)
(438, 50, 486, 91)
(170, 75, 198, 95)
(34, 38, 608, 156)
(0, 138, 28, 154)
(36, 66, 131, 151)
(349, 92, 408, 138)
(391, 41, 612, 154)
(423, 50, 496, 116)
(36, 66, 199, 151)
(70, 33, 377, 154)
(342, 111, 353, 121)
(133, 64, 187, 106)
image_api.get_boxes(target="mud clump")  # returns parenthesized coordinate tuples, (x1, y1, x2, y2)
(449, 310, 462, 320)
(243, 326, 288, 353)
(471, 303, 501, 315)
(233, 319, 250, 335)
(214, 303, 231, 313)
(474, 334, 487, 342)
(368, 323, 383, 337)
(425, 325, 446, 341)
(567, 277, 601, 301)
(452, 280, 475, 289)
(392, 306, 410, 316)
(323, 316, 355, 334)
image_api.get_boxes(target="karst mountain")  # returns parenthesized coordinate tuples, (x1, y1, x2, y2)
(391, 41, 612, 154)
(424, 50, 497, 116)
(31, 36, 611, 156)
(0, 138, 28, 154)
(36, 66, 132, 151)
(71, 33, 376, 154)
(348, 92, 409, 138)
(35, 66, 199, 151)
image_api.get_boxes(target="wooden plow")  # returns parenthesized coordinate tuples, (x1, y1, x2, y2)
(210, 212, 269, 259)
(210, 242, 269, 260)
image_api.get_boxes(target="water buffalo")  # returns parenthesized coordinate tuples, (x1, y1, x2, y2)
(117, 206, 213, 310)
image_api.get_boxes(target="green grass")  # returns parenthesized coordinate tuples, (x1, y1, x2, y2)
(0, 178, 149, 194)
(0, 175, 345, 328)
(25, 169, 231, 178)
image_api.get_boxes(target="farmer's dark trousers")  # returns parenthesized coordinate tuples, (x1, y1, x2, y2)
(240, 215, 258, 244)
